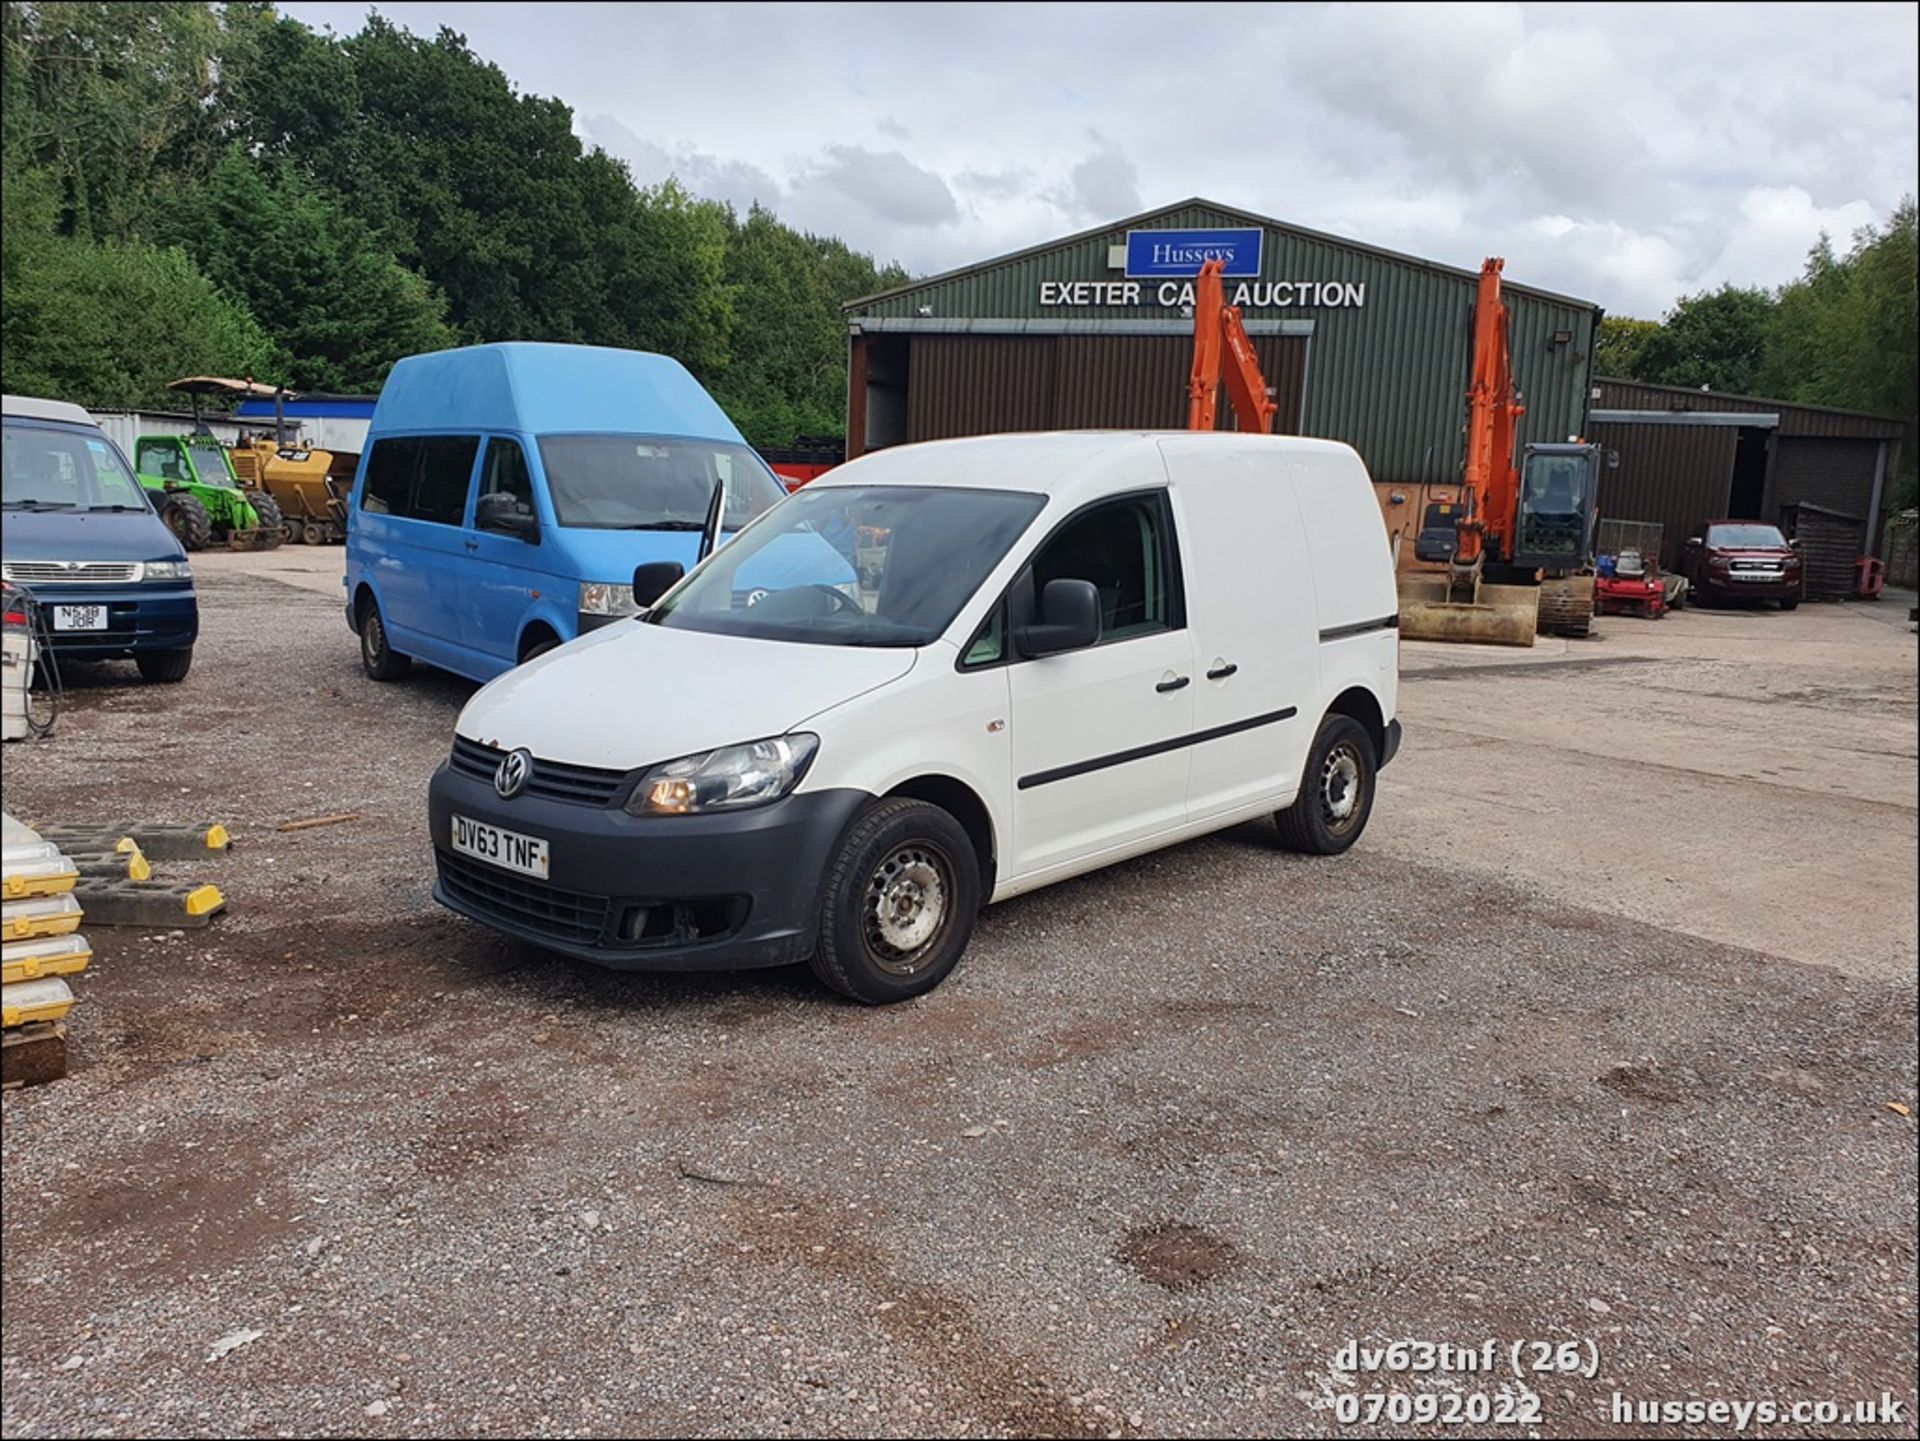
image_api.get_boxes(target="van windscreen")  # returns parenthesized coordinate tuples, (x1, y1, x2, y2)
(537, 435, 785, 532)
(650, 485, 1046, 648)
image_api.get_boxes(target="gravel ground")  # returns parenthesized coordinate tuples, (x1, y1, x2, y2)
(2, 558, 1915, 1438)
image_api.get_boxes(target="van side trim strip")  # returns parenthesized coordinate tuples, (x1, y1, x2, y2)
(1018, 707, 1298, 791)
(1320, 614, 1399, 643)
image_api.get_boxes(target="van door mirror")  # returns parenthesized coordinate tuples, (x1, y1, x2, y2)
(1015, 578, 1101, 658)
(632, 561, 686, 609)
(475, 490, 538, 541)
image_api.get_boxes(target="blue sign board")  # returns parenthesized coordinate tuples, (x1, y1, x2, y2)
(1125, 228, 1264, 279)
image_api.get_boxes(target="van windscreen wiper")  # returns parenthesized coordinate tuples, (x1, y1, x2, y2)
(1, 499, 78, 511)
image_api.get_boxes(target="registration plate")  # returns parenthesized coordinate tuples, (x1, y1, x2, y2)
(451, 814, 549, 879)
(52, 605, 107, 631)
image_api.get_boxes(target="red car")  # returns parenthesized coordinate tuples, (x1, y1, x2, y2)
(1679, 521, 1803, 609)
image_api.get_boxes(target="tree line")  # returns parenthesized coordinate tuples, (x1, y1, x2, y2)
(1594, 203, 1917, 506)
(0, 1, 908, 447)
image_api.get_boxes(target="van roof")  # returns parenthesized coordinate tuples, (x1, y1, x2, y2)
(3, 395, 98, 428)
(367, 343, 747, 443)
(814, 430, 1360, 507)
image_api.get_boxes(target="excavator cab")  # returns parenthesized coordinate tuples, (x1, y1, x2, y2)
(1512, 444, 1601, 572)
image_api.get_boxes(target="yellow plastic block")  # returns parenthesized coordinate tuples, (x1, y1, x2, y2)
(1, 934, 92, 984)
(113, 836, 138, 854)
(128, 848, 153, 882)
(3, 859, 80, 899)
(2, 894, 83, 940)
(3, 977, 75, 1028)
(184, 883, 224, 917)
(205, 824, 230, 850)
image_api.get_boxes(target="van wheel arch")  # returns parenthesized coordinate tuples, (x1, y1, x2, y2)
(351, 583, 379, 634)
(518, 622, 562, 664)
(1325, 686, 1386, 764)
(882, 775, 996, 898)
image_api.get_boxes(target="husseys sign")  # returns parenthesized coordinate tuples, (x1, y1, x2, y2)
(1038, 226, 1367, 310)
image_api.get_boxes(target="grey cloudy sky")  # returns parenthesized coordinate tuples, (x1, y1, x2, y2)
(282, 1, 1917, 317)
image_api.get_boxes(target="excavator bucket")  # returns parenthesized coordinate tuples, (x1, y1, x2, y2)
(1536, 575, 1596, 638)
(1396, 573, 1540, 648)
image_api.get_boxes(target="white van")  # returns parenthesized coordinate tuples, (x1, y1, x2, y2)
(428, 432, 1402, 1003)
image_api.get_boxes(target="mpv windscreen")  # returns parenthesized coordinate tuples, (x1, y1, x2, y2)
(651, 484, 1046, 647)
(537, 435, 786, 531)
(3, 421, 150, 513)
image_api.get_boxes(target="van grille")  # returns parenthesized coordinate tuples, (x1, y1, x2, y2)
(436, 850, 610, 946)
(449, 736, 630, 806)
(2, 561, 142, 585)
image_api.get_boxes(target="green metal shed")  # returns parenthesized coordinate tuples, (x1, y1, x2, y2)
(843, 198, 1602, 488)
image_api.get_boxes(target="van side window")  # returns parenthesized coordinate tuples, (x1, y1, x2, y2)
(1029, 494, 1180, 643)
(479, 437, 534, 515)
(361, 437, 421, 515)
(412, 435, 480, 526)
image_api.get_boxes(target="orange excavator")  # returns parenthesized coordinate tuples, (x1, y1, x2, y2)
(1187, 258, 1276, 433)
(1396, 258, 1603, 645)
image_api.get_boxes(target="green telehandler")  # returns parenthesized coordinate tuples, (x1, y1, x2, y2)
(133, 378, 285, 551)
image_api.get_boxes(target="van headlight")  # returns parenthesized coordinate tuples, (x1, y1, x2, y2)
(626, 734, 819, 816)
(144, 561, 192, 582)
(579, 581, 641, 617)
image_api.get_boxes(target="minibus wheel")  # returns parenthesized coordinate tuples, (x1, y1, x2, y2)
(1275, 714, 1376, 855)
(811, 797, 981, 1004)
(359, 598, 412, 682)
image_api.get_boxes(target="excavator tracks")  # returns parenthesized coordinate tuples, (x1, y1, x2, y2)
(1537, 575, 1596, 638)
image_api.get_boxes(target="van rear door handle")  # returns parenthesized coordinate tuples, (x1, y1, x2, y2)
(1207, 662, 1238, 680)
(1155, 675, 1190, 693)
(464, 538, 479, 551)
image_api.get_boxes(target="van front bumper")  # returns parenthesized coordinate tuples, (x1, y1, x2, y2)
(426, 762, 869, 971)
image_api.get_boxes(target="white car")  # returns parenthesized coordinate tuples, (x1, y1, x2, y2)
(428, 431, 1403, 1003)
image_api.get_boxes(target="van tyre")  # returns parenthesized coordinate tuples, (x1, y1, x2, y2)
(135, 647, 193, 684)
(810, 797, 981, 1004)
(1275, 714, 1376, 856)
(160, 493, 213, 552)
(359, 599, 412, 681)
(1779, 597, 1800, 611)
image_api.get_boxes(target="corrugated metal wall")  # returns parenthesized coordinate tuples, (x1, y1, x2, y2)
(90, 410, 243, 457)
(1766, 438, 1881, 522)
(906, 333, 1308, 442)
(852, 201, 1598, 485)
(1594, 380, 1904, 441)
(1584, 421, 1739, 565)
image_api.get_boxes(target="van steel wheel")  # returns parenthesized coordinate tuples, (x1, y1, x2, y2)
(811, 797, 980, 1003)
(359, 599, 412, 682)
(1274, 714, 1376, 855)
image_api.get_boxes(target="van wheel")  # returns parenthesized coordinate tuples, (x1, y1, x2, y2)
(1779, 597, 1800, 611)
(810, 798, 981, 1004)
(359, 599, 412, 682)
(1275, 715, 1376, 855)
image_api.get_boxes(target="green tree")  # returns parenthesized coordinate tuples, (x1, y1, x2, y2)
(1634, 284, 1776, 394)
(163, 149, 457, 391)
(1593, 316, 1662, 379)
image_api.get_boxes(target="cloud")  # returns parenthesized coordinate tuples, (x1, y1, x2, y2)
(1055, 136, 1140, 220)
(579, 114, 782, 214)
(793, 145, 959, 228)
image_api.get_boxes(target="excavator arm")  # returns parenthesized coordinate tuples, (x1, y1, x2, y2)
(1187, 259, 1278, 433)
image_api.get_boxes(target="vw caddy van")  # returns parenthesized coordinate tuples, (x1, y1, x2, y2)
(345, 343, 850, 682)
(429, 431, 1403, 1003)
(2, 395, 199, 682)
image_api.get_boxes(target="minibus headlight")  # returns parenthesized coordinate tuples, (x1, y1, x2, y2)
(626, 733, 819, 816)
(144, 560, 192, 582)
(579, 581, 642, 617)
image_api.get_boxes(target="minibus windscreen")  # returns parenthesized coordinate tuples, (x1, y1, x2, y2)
(538, 435, 786, 531)
(649, 484, 1045, 647)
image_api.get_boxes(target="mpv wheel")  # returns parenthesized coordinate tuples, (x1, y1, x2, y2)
(810, 797, 981, 1004)
(135, 647, 193, 684)
(359, 599, 412, 682)
(1275, 714, 1376, 855)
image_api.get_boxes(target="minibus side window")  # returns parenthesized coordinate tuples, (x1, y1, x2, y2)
(412, 435, 481, 525)
(360, 437, 421, 515)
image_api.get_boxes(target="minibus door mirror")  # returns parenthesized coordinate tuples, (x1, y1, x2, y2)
(1015, 578, 1101, 658)
(476, 491, 538, 542)
(632, 561, 686, 609)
